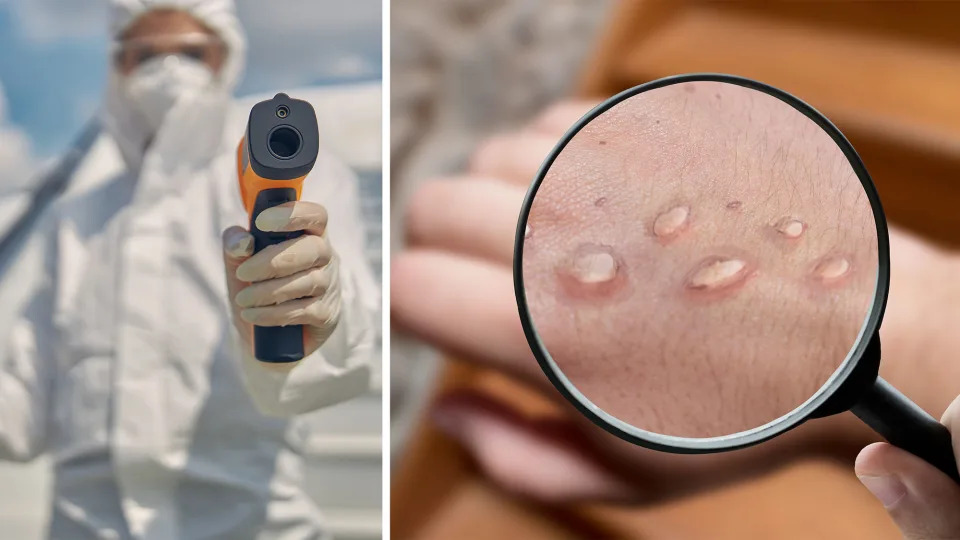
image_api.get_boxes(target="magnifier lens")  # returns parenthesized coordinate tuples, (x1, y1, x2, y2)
(520, 80, 879, 440)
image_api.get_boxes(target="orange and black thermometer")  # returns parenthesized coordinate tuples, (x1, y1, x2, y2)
(237, 92, 319, 363)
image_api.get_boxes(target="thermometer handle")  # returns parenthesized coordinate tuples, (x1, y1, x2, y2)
(249, 187, 304, 363)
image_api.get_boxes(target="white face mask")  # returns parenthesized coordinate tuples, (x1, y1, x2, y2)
(123, 54, 215, 136)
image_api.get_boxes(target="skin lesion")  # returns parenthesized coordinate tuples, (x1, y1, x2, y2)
(552, 243, 631, 302)
(652, 204, 691, 244)
(683, 253, 758, 296)
(771, 215, 807, 240)
(521, 81, 879, 438)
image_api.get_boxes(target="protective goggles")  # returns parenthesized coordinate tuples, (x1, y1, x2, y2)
(112, 32, 226, 74)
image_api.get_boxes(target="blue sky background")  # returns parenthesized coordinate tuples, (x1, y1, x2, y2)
(0, 0, 381, 158)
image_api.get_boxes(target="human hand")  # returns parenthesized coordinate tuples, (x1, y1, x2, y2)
(222, 200, 341, 367)
(856, 395, 960, 538)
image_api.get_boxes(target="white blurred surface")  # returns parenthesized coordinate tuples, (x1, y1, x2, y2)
(0, 459, 51, 539)
(389, 0, 612, 458)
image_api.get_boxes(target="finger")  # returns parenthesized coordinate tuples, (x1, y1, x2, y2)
(240, 293, 341, 329)
(529, 100, 599, 137)
(943, 394, 960, 458)
(222, 226, 255, 343)
(856, 441, 960, 539)
(431, 391, 639, 504)
(467, 131, 561, 186)
(236, 234, 332, 282)
(223, 226, 254, 299)
(235, 265, 334, 308)
(255, 200, 328, 235)
(405, 178, 526, 265)
(223, 225, 255, 261)
(391, 249, 539, 381)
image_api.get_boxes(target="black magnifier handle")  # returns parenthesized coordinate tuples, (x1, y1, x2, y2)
(851, 377, 960, 482)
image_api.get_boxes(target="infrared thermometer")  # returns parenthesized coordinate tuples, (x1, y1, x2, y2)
(236, 92, 319, 363)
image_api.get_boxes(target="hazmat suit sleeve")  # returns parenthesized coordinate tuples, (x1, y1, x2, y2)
(237, 150, 379, 417)
(0, 229, 54, 461)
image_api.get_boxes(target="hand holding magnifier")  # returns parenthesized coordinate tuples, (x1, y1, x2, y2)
(515, 74, 959, 482)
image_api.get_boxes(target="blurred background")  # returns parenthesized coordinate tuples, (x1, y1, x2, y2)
(391, 1, 960, 538)
(0, 1, 382, 538)
(390, 0, 610, 456)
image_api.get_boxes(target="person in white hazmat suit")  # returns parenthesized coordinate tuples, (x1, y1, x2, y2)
(0, 1, 379, 538)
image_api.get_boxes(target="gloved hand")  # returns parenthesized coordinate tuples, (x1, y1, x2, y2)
(222, 200, 341, 367)
(856, 395, 960, 539)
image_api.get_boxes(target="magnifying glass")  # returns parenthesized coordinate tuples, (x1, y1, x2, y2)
(514, 73, 959, 481)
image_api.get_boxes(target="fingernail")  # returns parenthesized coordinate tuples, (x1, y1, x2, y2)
(224, 228, 254, 257)
(256, 206, 294, 232)
(234, 289, 254, 308)
(859, 475, 907, 508)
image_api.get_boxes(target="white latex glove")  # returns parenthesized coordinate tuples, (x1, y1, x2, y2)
(222, 200, 341, 366)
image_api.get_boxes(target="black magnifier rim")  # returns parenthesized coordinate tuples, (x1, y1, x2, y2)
(513, 73, 891, 454)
